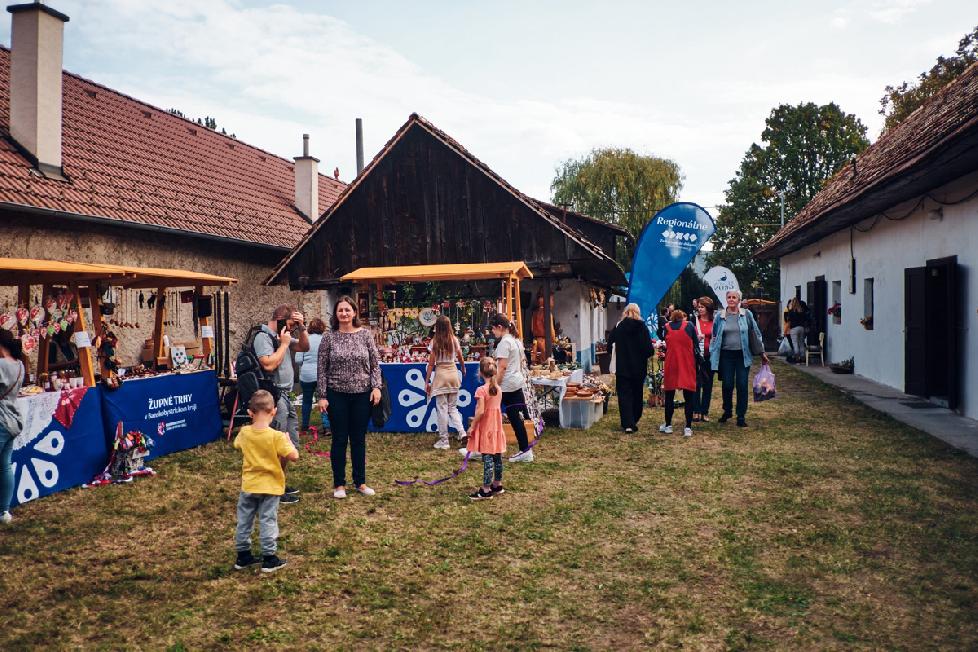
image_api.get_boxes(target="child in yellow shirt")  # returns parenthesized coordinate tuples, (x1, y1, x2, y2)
(233, 390, 299, 573)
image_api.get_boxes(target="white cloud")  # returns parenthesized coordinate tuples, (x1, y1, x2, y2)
(866, 0, 934, 24)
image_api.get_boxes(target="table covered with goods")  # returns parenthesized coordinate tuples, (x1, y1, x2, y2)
(1, 258, 235, 508)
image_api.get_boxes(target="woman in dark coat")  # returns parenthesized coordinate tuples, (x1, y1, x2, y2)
(607, 303, 654, 433)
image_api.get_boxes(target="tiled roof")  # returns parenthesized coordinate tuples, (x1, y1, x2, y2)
(756, 61, 978, 259)
(269, 113, 625, 285)
(0, 47, 345, 249)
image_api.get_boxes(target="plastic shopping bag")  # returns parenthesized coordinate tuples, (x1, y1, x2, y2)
(777, 336, 792, 356)
(753, 364, 776, 402)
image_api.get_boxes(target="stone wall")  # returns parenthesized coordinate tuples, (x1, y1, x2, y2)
(0, 210, 325, 367)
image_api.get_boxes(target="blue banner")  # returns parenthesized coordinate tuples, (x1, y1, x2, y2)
(11, 387, 108, 507)
(100, 370, 223, 460)
(627, 202, 716, 330)
(374, 362, 481, 433)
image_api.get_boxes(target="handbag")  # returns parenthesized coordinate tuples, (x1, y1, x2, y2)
(370, 373, 391, 428)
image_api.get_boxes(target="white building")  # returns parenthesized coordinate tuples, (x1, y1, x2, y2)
(757, 62, 978, 418)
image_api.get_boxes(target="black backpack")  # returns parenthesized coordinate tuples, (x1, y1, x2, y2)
(370, 372, 391, 428)
(235, 325, 282, 408)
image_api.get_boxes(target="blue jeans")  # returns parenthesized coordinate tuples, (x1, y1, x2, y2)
(327, 390, 371, 488)
(235, 492, 280, 556)
(718, 349, 749, 419)
(0, 424, 14, 512)
(300, 381, 317, 431)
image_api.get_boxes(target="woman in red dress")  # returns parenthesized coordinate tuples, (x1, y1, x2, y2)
(659, 309, 701, 438)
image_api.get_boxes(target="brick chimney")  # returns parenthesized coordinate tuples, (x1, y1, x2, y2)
(7, 2, 69, 179)
(294, 134, 319, 221)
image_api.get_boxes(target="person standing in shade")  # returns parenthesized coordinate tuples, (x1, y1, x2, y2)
(254, 304, 309, 505)
(659, 309, 700, 438)
(692, 297, 716, 422)
(295, 318, 326, 436)
(710, 290, 768, 427)
(317, 296, 382, 498)
(607, 303, 654, 433)
(489, 314, 534, 463)
(0, 330, 24, 525)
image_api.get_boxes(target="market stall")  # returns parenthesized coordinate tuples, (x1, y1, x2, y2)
(340, 262, 532, 433)
(0, 258, 235, 506)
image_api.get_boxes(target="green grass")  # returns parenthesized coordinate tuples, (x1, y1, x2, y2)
(1, 360, 977, 649)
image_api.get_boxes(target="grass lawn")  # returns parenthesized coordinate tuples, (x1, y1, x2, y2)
(2, 360, 977, 650)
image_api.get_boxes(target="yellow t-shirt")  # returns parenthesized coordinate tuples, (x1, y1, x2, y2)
(233, 425, 297, 495)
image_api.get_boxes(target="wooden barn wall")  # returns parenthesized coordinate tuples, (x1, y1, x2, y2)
(288, 126, 613, 287)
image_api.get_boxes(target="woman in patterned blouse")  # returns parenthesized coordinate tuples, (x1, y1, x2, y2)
(316, 296, 382, 499)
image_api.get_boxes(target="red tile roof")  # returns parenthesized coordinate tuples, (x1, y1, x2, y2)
(0, 47, 345, 249)
(756, 61, 978, 259)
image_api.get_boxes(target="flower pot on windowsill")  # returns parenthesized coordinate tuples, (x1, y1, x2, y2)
(859, 317, 873, 330)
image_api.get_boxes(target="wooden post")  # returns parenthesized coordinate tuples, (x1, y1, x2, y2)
(514, 277, 523, 341)
(543, 278, 553, 361)
(504, 278, 512, 325)
(196, 286, 213, 359)
(152, 286, 167, 368)
(69, 283, 97, 387)
(87, 285, 108, 377)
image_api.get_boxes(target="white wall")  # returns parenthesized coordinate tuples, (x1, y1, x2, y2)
(779, 171, 978, 418)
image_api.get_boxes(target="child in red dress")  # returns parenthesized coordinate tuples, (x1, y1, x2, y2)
(467, 357, 506, 500)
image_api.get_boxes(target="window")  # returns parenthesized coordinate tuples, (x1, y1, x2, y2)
(863, 278, 874, 330)
(831, 281, 842, 324)
(794, 285, 802, 300)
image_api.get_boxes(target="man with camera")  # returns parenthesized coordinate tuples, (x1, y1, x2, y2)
(254, 304, 309, 503)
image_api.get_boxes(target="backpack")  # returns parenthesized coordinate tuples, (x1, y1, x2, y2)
(235, 326, 282, 407)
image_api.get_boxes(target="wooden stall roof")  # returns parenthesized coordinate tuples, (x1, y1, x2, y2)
(0, 257, 237, 287)
(341, 262, 533, 284)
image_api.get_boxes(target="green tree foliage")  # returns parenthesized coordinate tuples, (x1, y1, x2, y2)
(880, 26, 978, 131)
(707, 103, 869, 299)
(550, 148, 683, 250)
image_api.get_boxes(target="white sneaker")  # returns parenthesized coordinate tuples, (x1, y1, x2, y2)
(683, 427, 693, 438)
(433, 436, 450, 450)
(333, 487, 347, 499)
(459, 447, 482, 461)
(659, 424, 672, 434)
(624, 427, 635, 434)
(356, 485, 376, 496)
(0, 511, 11, 524)
(456, 431, 468, 442)
(509, 449, 534, 463)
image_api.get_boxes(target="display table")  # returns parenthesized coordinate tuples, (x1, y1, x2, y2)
(11, 386, 108, 507)
(530, 369, 584, 427)
(100, 370, 223, 460)
(375, 362, 481, 433)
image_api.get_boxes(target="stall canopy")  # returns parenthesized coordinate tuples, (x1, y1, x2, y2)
(341, 261, 533, 339)
(1, 257, 236, 386)
(341, 262, 532, 284)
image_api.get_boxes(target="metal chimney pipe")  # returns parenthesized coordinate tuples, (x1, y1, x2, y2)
(355, 118, 364, 175)
(302, 133, 310, 157)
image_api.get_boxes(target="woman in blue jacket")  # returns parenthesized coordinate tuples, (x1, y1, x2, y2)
(710, 290, 769, 427)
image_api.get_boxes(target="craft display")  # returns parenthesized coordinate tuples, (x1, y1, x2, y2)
(375, 298, 498, 363)
(87, 422, 156, 486)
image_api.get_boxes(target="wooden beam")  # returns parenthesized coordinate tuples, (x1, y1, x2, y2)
(69, 283, 96, 387)
(543, 278, 553, 360)
(87, 285, 108, 377)
(196, 286, 213, 359)
(152, 286, 166, 368)
(514, 277, 523, 341)
(36, 284, 52, 378)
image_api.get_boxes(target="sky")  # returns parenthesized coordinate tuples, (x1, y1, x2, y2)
(1, 0, 974, 214)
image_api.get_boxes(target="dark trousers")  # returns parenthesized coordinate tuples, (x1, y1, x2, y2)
(718, 350, 749, 419)
(501, 390, 530, 452)
(327, 390, 371, 488)
(300, 380, 317, 431)
(695, 360, 714, 416)
(616, 375, 646, 430)
(664, 389, 696, 428)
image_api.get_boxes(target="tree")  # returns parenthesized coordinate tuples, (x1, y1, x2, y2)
(550, 148, 683, 262)
(880, 26, 978, 131)
(707, 102, 869, 299)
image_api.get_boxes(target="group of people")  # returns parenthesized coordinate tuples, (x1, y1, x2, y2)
(233, 299, 538, 571)
(783, 297, 812, 363)
(608, 289, 768, 438)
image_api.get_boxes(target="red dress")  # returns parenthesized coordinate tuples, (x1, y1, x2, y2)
(663, 320, 697, 392)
